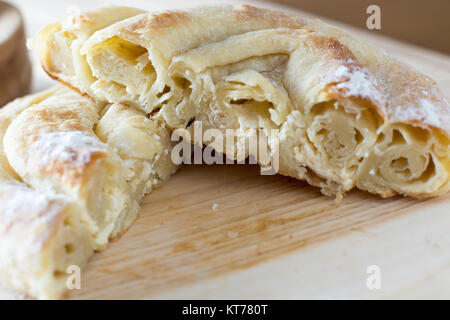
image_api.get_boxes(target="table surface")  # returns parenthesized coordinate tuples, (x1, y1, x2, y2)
(1, 0, 449, 299)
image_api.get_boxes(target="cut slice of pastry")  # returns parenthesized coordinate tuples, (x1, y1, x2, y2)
(0, 86, 178, 299)
(37, 5, 449, 198)
(0, 87, 94, 299)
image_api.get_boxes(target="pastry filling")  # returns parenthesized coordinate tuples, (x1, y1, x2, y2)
(356, 124, 447, 195)
(87, 37, 157, 107)
(41, 11, 449, 197)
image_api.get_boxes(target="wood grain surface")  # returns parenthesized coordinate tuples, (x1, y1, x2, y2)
(1, 0, 449, 299)
(70, 165, 450, 299)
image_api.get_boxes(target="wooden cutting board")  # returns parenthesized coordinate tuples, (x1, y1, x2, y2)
(1, 0, 450, 299)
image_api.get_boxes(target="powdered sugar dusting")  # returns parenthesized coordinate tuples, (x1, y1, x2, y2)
(1, 189, 66, 223)
(30, 131, 108, 169)
(62, 5, 92, 31)
(392, 98, 446, 129)
(331, 62, 385, 109)
(0, 187, 70, 250)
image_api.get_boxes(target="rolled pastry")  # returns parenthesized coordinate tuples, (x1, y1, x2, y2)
(0, 86, 177, 299)
(37, 5, 449, 198)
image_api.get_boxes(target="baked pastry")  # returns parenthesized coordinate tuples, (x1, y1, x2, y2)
(0, 1, 31, 107)
(0, 87, 94, 299)
(0, 86, 177, 299)
(37, 5, 449, 198)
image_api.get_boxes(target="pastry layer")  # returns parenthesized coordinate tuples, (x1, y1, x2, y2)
(38, 5, 449, 197)
(0, 86, 178, 298)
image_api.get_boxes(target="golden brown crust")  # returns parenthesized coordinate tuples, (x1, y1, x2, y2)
(41, 62, 91, 99)
(308, 18, 450, 138)
(39, 4, 449, 135)
(126, 10, 189, 34)
(0, 85, 179, 299)
(233, 4, 306, 28)
(37, 5, 449, 198)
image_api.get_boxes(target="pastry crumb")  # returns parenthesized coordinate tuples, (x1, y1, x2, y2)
(227, 231, 238, 239)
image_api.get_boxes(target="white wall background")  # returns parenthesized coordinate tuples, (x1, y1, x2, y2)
(8, 0, 264, 92)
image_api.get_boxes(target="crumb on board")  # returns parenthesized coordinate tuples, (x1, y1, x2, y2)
(227, 231, 238, 239)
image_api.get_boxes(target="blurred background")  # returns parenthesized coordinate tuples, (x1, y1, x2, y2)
(3, 0, 449, 95)
(273, 0, 450, 54)
(7, 0, 450, 54)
